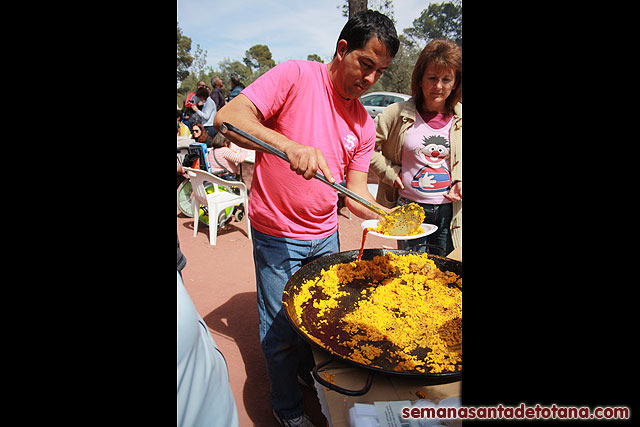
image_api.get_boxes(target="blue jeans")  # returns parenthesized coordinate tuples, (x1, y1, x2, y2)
(251, 227, 340, 420)
(396, 196, 453, 256)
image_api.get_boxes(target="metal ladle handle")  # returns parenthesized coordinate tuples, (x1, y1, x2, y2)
(220, 122, 387, 218)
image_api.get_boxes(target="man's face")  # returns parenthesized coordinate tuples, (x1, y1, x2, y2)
(333, 37, 393, 100)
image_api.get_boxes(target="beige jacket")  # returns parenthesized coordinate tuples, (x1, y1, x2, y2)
(369, 98, 462, 248)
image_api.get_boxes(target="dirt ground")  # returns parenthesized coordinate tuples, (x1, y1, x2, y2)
(177, 163, 392, 426)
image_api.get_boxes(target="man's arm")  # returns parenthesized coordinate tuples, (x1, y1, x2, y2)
(344, 169, 391, 219)
(214, 94, 335, 182)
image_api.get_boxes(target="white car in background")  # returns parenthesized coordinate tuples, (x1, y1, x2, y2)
(359, 91, 411, 118)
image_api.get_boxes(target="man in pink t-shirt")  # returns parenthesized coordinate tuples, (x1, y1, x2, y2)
(241, 58, 378, 239)
(214, 10, 399, 427)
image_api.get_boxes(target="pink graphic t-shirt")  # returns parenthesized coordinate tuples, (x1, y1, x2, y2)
(399, 111, 454, 205)
(242, 60, 376, 239)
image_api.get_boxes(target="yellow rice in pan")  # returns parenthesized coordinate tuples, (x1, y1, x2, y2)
(289, 252, 462, 373)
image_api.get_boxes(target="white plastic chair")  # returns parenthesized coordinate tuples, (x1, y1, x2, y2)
(183, 167, 251, 245)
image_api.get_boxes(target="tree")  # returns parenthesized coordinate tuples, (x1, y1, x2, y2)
(366, 34, 419, 95)
(189, 43, 208, 80)
(340, 0, 394, 20)
(403, 1, 462, 46)
(177, 23, 193, 83)
(177, 73, 199, 108)
(371, 35, 418, 94)
(243, 44, 276, 76)
(307, 54, 324, 63)
(219, 58, 253, 85)
(348, 0, 367, 19)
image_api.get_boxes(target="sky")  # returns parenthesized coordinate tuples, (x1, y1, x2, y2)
(177, 0, 437, 72)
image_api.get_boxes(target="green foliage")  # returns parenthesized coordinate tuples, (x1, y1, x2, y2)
(243, 44, 276, 74)
(177, 1, 462, 107)
(177, 23, 193, 83)
(369, 34, 419, 95)
(307, 54, 324, 63)
(190, 43, 208, 79)
(403, 1, 462, 45)
(340, 0, 394, 22)
(177, 42, 279, 108)
(219, 59, 253, 83)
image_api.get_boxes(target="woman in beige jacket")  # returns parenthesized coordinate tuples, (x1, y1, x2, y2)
(370, 39, 462, 253)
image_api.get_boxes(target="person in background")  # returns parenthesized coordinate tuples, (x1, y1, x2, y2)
(226, 76, 244, 102)
(185, 80, 207, 110)
(214, 10, 399, 427)
(177, 271, 239, 427)
(183, 80, 207, 131)
(177, 109, 191, 137)
(207, 133, 248, 182)
(369, 38, 462, 255)
(210, 76, 227, 111)
(191, 86, 217, 138)
(191, 123, 215, 147)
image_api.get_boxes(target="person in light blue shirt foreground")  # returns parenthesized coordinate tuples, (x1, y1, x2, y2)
(177, 271, 238, 427)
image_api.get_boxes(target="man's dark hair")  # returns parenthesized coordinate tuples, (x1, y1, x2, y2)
(333, 10, 399, 59)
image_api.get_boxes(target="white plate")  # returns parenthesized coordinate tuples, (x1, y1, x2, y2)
(360, 219, 438, 240)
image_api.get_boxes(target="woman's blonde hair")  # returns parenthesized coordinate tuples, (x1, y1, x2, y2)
(411, 39, 462, 114)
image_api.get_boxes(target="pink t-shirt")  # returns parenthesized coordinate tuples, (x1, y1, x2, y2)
(399, 111, 454, 205)
(242, 60, 375, 239)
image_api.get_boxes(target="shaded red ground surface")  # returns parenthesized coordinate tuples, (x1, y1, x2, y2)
(177, 164, 392, 426)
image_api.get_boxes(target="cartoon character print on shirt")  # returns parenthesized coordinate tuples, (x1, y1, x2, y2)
(410, 135, 451, 194)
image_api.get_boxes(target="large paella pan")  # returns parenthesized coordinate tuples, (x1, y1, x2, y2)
(282, 249, 462, 394)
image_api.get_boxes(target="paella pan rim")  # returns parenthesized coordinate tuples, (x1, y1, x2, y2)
(282, 248, 462, 378)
